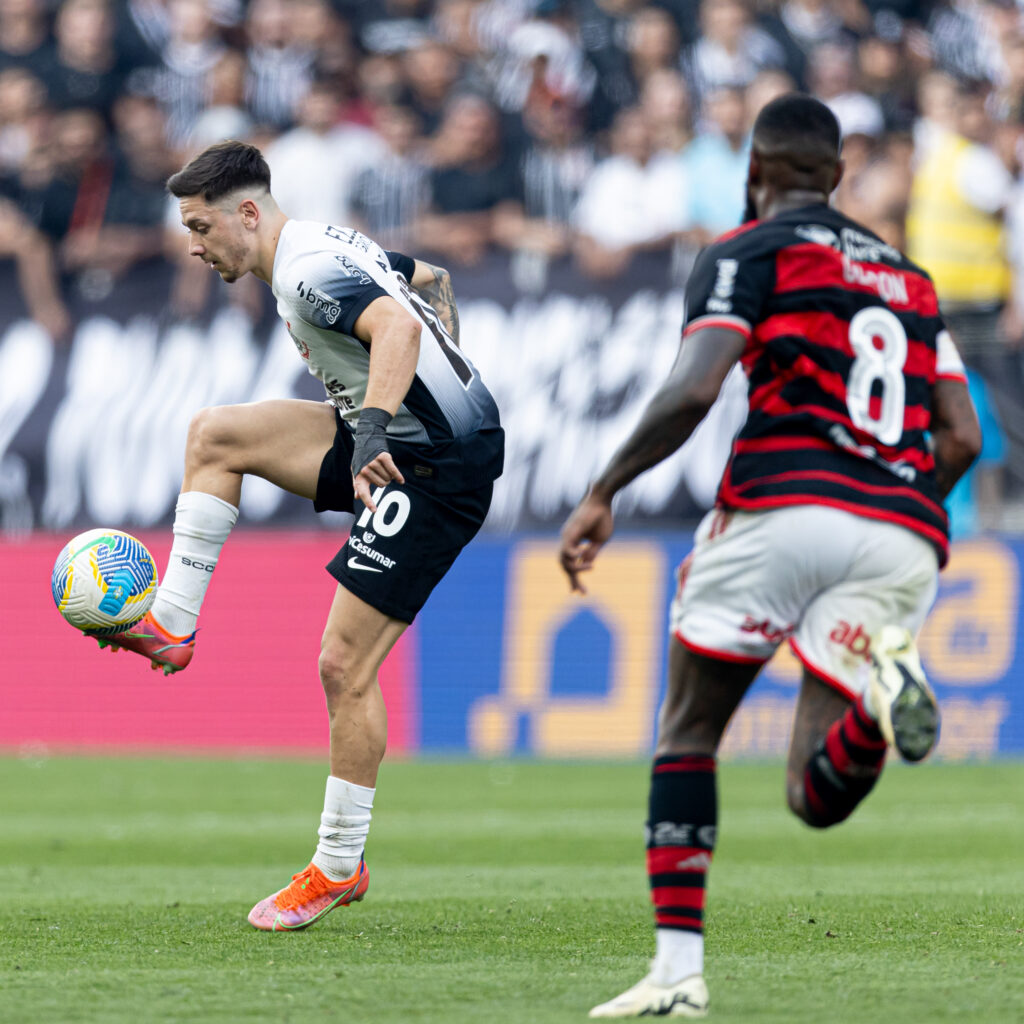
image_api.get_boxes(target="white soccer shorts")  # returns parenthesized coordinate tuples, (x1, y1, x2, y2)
(670, 505, 939, 699)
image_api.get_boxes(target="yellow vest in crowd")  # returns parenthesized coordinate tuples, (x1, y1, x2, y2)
(906, 132, 1011, 306)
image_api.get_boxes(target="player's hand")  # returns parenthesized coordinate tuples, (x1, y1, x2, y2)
(353, 453, 405, 512)
(559, 490, 614, 594)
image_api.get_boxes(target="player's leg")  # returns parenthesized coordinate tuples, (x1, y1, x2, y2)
(591, 639, 762, 1019)
(248, 471, 495, 932)
(179, 398, 338, 505)
(785, 668, 887, 827)
(102, 400, 337, 671)
(247, 585, 405, 932)
(784, 519, 940, 827)
(592, 508, 825, 1018)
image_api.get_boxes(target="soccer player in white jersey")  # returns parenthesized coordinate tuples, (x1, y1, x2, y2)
(96, 141, 504, 931)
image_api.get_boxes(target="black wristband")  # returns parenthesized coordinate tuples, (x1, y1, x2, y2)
(351, 406, 393, 478)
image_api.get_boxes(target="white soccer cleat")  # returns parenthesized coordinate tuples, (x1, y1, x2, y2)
(589, 973, 709, 1018)
(869, 626, 939, 763)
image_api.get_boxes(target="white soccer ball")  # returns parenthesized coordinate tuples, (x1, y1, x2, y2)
(52, 529, 158, 636)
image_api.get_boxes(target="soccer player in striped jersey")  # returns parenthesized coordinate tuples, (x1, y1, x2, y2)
(97, 141, 503, 931)
(560, 94, 981, 1018)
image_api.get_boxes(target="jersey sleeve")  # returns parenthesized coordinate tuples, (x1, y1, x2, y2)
(935, 325, 968, 384)
(682, 234, 775, 341)
(287, 252, 389, 336)
(385, 250, 416, 280)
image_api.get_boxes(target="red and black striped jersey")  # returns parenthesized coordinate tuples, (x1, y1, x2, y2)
(683, 203, 967, 566)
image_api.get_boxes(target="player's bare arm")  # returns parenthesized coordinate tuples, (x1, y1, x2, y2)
(559, 326, 747, 592)
(409, 260, 460, 346)
(930, 377, 982, 497)
(350, 294, 421, 510)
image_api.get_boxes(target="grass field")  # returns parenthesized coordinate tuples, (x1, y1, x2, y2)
(0, 757, 1022, 1024)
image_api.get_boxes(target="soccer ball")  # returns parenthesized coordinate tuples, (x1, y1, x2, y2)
(52, 529, 158, 636)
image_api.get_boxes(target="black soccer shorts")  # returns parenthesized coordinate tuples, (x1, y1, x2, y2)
(313, 413, 494, 623)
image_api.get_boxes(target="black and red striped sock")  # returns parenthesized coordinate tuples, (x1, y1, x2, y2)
(803, 696, 888, 828)
(646, 754, 716, 935)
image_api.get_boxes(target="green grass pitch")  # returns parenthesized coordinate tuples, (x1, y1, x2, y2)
(0, 757, 1021, 1024)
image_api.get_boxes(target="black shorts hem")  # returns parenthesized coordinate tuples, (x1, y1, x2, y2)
(326, 559, 416, 624)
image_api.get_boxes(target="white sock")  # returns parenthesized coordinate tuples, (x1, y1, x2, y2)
(312, 775, 375, 881)
(650, 928, 703, 985)
(150, 491, 238, 636)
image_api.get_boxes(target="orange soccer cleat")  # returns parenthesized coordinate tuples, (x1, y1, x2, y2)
(247, 860, 369, 932)
(94, 611, 196, 675)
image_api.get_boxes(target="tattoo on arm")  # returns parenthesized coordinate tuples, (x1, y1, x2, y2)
(413, 262, 460, 346)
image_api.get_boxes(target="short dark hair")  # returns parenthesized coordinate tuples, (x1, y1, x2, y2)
(166, 140, 271, 202)
(752, 93, 841, 158)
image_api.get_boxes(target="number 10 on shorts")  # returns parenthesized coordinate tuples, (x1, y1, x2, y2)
(357, 487, 412, 536)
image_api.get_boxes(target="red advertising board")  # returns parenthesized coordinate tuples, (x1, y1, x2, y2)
(1, 533, 419, 755)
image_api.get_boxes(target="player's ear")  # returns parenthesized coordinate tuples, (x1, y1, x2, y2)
(238, 198, 261, 229)
(831, 158, 844, 194)
(747, 151, 761, 186)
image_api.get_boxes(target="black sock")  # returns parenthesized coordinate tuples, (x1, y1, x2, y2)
(646, 755, 716, 934)
(803, 696, 887, 827)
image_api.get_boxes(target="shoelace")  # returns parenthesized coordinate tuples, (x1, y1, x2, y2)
(274, 866, 337, 910)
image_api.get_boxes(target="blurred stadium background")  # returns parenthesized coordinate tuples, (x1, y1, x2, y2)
(2, 0, 1024, 761)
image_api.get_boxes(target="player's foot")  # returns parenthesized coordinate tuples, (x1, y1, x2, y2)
(247, 859, 369, 932)
(869, 626, 939, 763)
(94, 611, 195, 675)
(589, 973, 708, 1018)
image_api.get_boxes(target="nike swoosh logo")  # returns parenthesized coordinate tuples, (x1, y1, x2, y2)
(347, 557, 383, 573)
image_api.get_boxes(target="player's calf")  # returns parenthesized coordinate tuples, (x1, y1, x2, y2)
(795, 695, 888, 828)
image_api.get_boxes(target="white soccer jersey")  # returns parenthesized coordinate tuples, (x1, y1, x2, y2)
(272, 220, 500, 447)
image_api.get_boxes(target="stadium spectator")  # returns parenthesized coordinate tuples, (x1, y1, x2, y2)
(573, 104, 690, 277)
(263, 77, 384, 225)
(244, 0, 315, 129)
(417, 93, 520, 265)
(492, 91, 595, 286)
(992, 31, 1024, 122)
(400, 39, 464, 137)
(61, 95, 170, 281)
(682, 85, 748, 237)
(809, 41, 885, 141)
(912, 67, 957, 162)
(640, 67, 694, 157)
(907, 78, 1020, 505)
(0, 197, 71, 340)
(0, 67, 45, 173)
(349, 103, 429, 249)
(34, 107, 110, 244)
(576, 0, 646, 132)
(186, 48, 253, 150)
(48, 0, 123, 119)
(352, 0, 432, 56)
(857, 24, 918, 132)
(132, 0, 225, 148)
(627, 5, 682, 85)
(925, 0, 1014, 84)
(494, 8, 595, 116)
(0, 0, 51, 77)
(683, 0, 787, 102)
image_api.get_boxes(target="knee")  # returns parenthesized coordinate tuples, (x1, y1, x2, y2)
(319, 635, 372, 706)
(185, 406, 236, 468)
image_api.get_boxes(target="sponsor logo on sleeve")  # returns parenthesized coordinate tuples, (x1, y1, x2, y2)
(707, 258, 739, 313)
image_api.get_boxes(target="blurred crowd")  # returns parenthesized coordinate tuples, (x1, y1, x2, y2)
(6, 0, 1024, 527)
